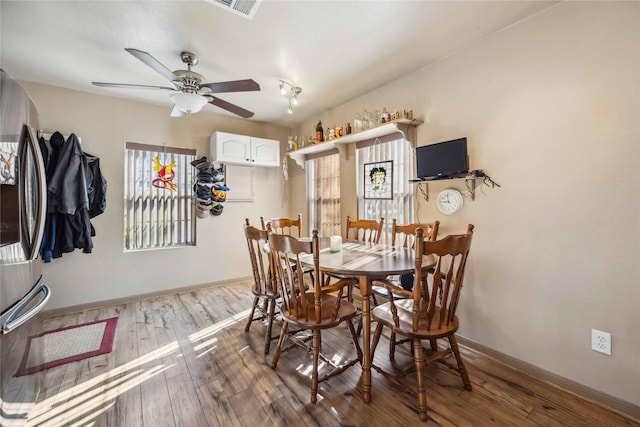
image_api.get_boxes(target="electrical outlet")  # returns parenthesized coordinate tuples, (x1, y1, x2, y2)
(591, 329, 611, 355)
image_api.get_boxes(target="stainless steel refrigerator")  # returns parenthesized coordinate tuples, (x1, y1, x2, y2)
(0, 69, 52, 424)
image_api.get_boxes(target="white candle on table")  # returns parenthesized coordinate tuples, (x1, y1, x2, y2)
(330, 235, 342, 252)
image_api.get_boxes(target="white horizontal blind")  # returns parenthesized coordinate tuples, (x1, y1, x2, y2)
(306, 153, 341, 237)
(356, 138, 414, 245)
(124, 142, 196, 251)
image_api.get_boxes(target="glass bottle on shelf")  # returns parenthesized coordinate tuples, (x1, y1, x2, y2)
(347, 122, 352, 134)
(362, 109, 369, 130)
(316, 120, 324, 142)
(354, 113, 362, 132)
(287, 136, 294, 151)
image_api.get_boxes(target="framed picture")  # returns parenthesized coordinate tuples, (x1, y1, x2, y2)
(364, 160, 393, 200)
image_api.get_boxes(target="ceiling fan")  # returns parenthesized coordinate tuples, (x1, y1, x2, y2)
(92, 48, 260, 118)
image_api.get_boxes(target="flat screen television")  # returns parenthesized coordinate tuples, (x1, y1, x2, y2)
(415, 137, 469, 179)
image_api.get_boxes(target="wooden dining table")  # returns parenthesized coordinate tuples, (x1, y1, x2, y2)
(299, 240, 436, 403)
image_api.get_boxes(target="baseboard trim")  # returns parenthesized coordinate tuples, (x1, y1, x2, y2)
(457, 335, 640, 422)
(39, 276, 253, 318)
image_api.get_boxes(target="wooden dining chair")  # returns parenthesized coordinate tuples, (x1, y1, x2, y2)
(370, 224, 475, 422)
(345, 216, 384, 243)
(269, 230, 362, 404)
(243, 218, 280, 354)
(372, 219, 440, 300)
(391, 219, 440, 249)
(260, 214, 303, 237)
(261, 214, 314, 286)
(324, 216, 385, 297)
(372, 220, 440, 353)
(332, 215, 384, 304)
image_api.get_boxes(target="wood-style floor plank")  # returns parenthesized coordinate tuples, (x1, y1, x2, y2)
(135, 299, 175, 427)
(1, 280, 635, 427)
(111, 302, 143, 427)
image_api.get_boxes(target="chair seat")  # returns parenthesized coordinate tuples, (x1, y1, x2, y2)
(371, 299, 459, 339)
(283, 293, 357, 329)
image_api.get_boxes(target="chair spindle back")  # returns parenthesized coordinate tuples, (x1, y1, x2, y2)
(261, 214, 302, 237)
(345, 216, 384, 244)
(244, 218, 276, 297)
(391, 219, 440, 248)
(411, 224, 474, 333)
(269, 230, 347, 325)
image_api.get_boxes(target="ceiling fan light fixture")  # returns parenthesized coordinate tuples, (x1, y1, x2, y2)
(170, 92, 208, 114)
(291, 95, 299, 106)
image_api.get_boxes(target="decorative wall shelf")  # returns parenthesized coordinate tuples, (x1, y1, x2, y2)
(287, 118, 423, 169)
(412, 172, 500, 202)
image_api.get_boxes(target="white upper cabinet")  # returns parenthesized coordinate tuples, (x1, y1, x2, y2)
(210, 131, 280, 167)
(250, 136, 280, 167)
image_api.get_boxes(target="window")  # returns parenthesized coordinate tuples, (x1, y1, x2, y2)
(356, 138, 414, 244)
(124, 142, 196, 251)
(306, 152, 341, 237)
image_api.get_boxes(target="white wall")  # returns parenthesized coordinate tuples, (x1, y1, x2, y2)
(20, 82, 290, 310)
(290, 2, 640, 407)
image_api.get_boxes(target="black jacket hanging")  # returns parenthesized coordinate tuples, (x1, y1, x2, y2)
(85, 152, 107, 218)
(40, 132, 104, 260)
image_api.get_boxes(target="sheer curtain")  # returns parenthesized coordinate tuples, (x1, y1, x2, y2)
(306, 152, 341, 237)
(356, 138, 414, 244)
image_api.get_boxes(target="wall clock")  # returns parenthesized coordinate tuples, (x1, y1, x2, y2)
(436, 188, 464, 215)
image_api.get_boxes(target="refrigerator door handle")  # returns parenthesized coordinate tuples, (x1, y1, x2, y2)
(24, 125, 47, 261)
(1, 276, 51, 334)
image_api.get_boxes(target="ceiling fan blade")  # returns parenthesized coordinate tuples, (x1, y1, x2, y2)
(92, 82, 176, 91)
(125, 48, 179, 82)
(208, 96, 254, 118)
(170, 105, 186, 117)
(200, 79, 260, 93)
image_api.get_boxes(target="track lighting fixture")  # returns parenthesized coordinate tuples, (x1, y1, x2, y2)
(279, 79, 302, 114)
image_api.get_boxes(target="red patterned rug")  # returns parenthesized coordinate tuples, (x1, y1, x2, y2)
(15, 317, 118, 377)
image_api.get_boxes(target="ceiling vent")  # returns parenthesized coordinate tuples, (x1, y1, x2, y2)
(206, 0, 262, 20)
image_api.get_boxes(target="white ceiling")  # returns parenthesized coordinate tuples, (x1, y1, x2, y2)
(0, 1, 556, 128)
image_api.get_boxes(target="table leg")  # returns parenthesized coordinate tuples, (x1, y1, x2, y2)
(360, 275, 371, 403)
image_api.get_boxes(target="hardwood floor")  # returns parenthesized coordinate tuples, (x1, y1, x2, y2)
(4, 280, 639, 426)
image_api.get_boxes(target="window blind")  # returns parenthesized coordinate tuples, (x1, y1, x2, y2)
(124, 142, 196, 251)
(306, 153, 341, 237)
